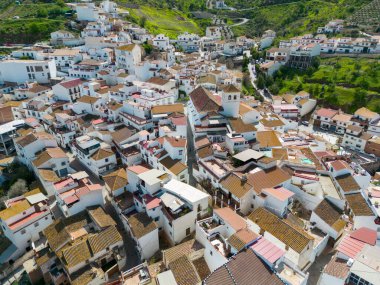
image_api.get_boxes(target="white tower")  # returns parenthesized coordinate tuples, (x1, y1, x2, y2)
(221, 84, 240, 118)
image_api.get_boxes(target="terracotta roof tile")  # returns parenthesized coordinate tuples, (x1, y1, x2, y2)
(345, 193, 373, 216)
(248, 208, 314, 253)
(128, 212, 157, 239)
(189, 86, 221, 113)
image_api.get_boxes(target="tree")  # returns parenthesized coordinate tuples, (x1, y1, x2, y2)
(296, 83, 303, 93)
(269, 83, 279, 95)
(242, 54, 249, 73)
(8, 179, 27, 198)
(256, 74, 265, 89)
(37, 8, 48, 18)
(139, 16, 147, 28)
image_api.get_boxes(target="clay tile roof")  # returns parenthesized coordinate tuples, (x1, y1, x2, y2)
(256, 131, 282, 148)
(223, 84, 240, 93)
(0, 200, 31, 221)
(163, 239, 203, 265)
(314, 199, 345, 231)
(160, 156, 187, 175)
(203, 250, 284, 285)
(128, 165, 150, 174)
(347, 124, 362, 132)
(323, 255, 350, 279)
(354, 107, 378, 119)
(315, 108, 338, 118)
(151, 103, 184, 115)
(146, 77, 170, 86)
(44, 212, 90, 251)
(38, 169, 60, 182)
(108, 102, 123, 111)
(103, 168, 128, 191)
(214, 207, 246, 231)
(220, 172, 253, 199)
(249, 167, 291, 194)
(90, 148, 114, 161)
(61, 238, 91, 268)
(165, 136, 187, 148)
(335, 174, 360, 192)
(197, 145, 213, 159)
(332, 113, 352, 123)
(87, 225, 122, 254)
(77, 96, 100, 104)
(228, 118, 257, 133)
(283, 94, 295, 104)
(169, 255, 201, 285)
(239, 103, 254, 116)
(227, 228, 259, 251)
(345, 193, 374, 216)
(88, 206, 116, 228)
(117, 43, 137, 51)
(59, 78, 83, 89)
(128, 212, 157, 239)
(248, 208, 314, 253)
(189, 86, 221, 113)
(111, 127, 135, 145)
(330, 160, 350, 171)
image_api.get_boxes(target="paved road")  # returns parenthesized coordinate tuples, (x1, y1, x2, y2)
(307, 247, 334, 285)
(248, 63, 272, 102)
(104, 200, 141, 270)
(186, 117, 197, 187)
(69, 158, 105, 185)
(229, 18, 249, 27)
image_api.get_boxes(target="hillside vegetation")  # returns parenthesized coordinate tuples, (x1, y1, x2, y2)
(0, 0, 69, 44)
(258, 57, 380, 113)
(126, 5, 203, 38)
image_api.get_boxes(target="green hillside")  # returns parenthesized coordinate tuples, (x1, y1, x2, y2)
(126, 5, 203, 38)
(0, 0, 70, 44)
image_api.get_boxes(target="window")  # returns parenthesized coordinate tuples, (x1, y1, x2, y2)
(21, 229, 26, 235)
(35, 66, 43, 72)
(154, 217, 159, 222)
(210, 250, 213, 256)
(61, 161, 66, 166)
(105, 158, 109, 163)
(34, 222, 39, 227)
(179, 150, 183, 155)
(186, 227, 191, 236)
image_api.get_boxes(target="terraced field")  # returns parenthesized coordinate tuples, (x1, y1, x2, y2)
(126, 5, 203, 38)
(348, 0, 380, 31)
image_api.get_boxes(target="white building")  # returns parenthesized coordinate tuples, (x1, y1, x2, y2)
(0, 60, 57, 84)
(0, 190, 53, 264)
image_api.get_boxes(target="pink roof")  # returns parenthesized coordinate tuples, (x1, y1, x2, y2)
(64, 195, 79, 205)
(75, 186, 90, 198)
(350, 227, 377, 246)
(8, 210, 47, 230)
(336, 235, 366, 259)
(54, 178, 75, 190)
(214, 208, 246, 231)
(250, 237, 285, 264)
(128, 165, 149, 174)
(92, 118, 106, 125)
(170, 116, 187, 126)
(142, 194, 161, 210)
(60, 78, 82, 89)
(315, 108, 338, 118)
(370, 188, 380, 198)
(313, 150, 335, 159)
(330, 160, 350, 171)
(60, 189, 76, 199)
(263, 187, 295, 201)
(87, 184, 102, 191)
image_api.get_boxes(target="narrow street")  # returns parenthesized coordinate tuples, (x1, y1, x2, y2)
(248, 63, 272, 102)
(186, 117, 197, 187)
(104, 200, 141, 270)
